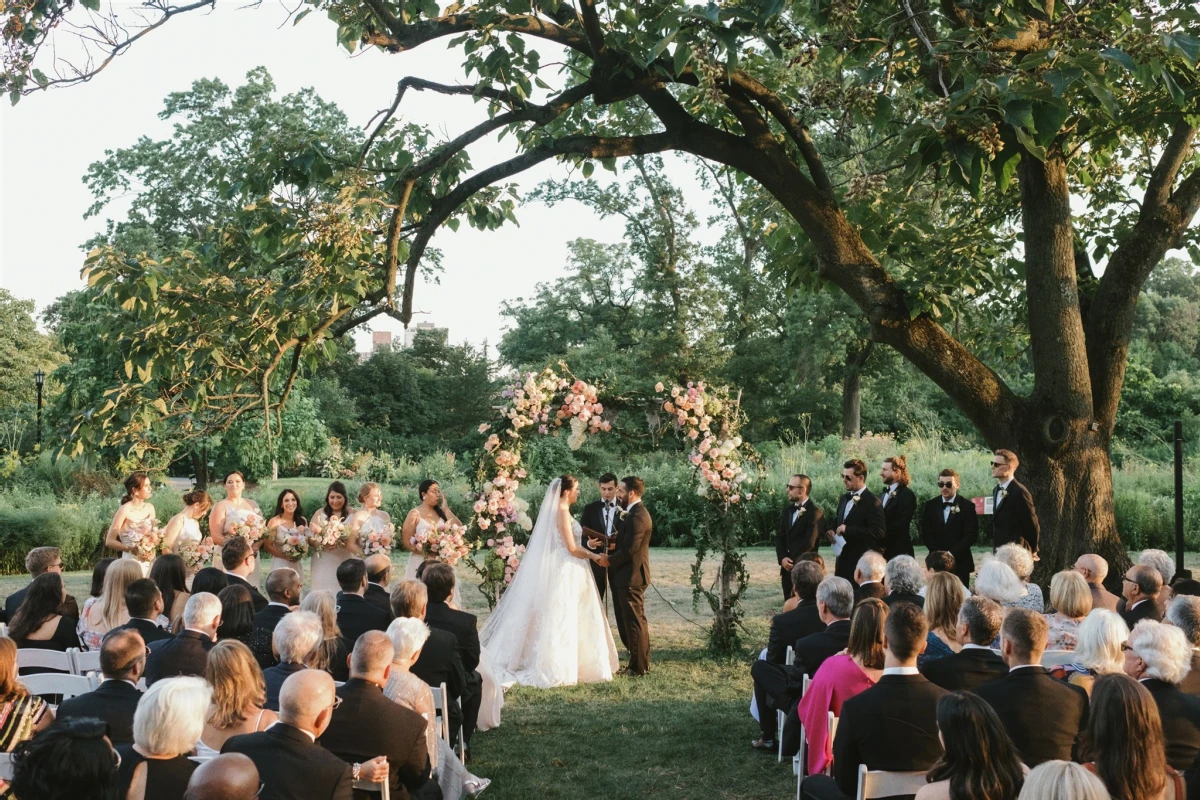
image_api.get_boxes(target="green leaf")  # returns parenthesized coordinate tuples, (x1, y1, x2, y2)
(1013, 126, 1047, 161)
(872, 95, 893, 129)
(446, 218, 460, 232)
(80, 0, 100, 9)
(1002, 98, 1037, 133)
(293, 8, 311, 25)
(1164, 34, 1200, 68)
(673, 44, 692, 77)
(124, 360, 134, 380)
(649, 31, 676, 62)
(31, 69, 49, 89)
(1099, 48, 1138, 75)
(1084, 78, 1118, 118)
(582, 161, 595, 179)
(1043, 67, 1084, 97)
(1031, 100, 1070, 147)
(1161, 69, 1186, 107)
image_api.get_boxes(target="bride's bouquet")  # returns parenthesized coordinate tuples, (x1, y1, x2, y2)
(310, 515, 349, 552)
(276, 527, 311, 560)
(228, 512, 267, 547)
(127, 525, 164, 563)
(175, 536, 218, 571)
(361, 523, 396, 557)
(411, 521, 471, 565)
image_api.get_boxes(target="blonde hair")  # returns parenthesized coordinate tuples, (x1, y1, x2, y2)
(133, 676, 211, 756)
(1050, 570, 1092, 619)
(1017, 760, 1110, 800)
(357, 482, 381, 504)
(925, 572, 966, 641)
(98, 560, 146, 631)
(0, 638, 27, 703)
(205, 640, 267, 729)
(299, 590, 342, 672)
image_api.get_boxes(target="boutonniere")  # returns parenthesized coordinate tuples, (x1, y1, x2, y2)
(617, 508, 629, 520)
(950, 505, 961, 515)
(998, 488, 1008, 499)
(798, 506, 807, 516)
(851, 494, 861, 504)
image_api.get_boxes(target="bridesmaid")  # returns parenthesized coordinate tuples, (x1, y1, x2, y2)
(105, 473, 157, 577)
(309, 481, 360, 594)
(348, 483, 392, 556)
(400, 480, 463, 606)
(162, 490, 212, 575)
(263, 489, 308, 586)
(207, 471, 262, 546)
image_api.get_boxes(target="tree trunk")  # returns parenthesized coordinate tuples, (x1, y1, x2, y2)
(190, 449, 208, 492)
(841, 340, 873, 439)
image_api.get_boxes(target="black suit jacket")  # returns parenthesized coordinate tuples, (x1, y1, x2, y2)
(766, 600, 823, 664)
(364, 584, 394, 619)
(775, 500, 823, 565)
(1122, 598, 1163, 629)
(854, 582, 887, 602)
(411, 627, 470, 732)
(919, 495, 979, 579)
(581, 499, 620, 554)
(426, 600, 480, 673)
(832, 490, 885, 582)
(263, 661, 308, 711)
(254, 603, 292, 635)
(974, 666, 1089, 766)
(225, 572, 269, 613)
(321, 679, 430, 800)
(112, 617, 173, 645)
(794, 619, 852, 678)
(880, 484, 917, 558)
(884, 591, 925, 610)
(223, 722, 352, 800)
(831, 674, 947, 796)
(144, 629, 214, 685)
(920, 646, 1008, 692)
(1143, 678, 1200, 771)
(3, 586, 28, 623)
(609, 502, 651, 588)
(335, 593, 392, 657)
(992, 480, 1040, 554)
(55, 678, 141, 745)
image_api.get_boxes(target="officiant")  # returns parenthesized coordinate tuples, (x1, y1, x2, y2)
(775, 474, 824, 600)
(581, 472, 621, 600)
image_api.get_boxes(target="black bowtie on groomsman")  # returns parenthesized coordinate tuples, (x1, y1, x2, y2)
(991, 478, 1040, 555)
(919, 492, 979, 586)
(775, 498, 824, 600)
(879, 482, 917, 559)
(832, 489, 885, 584)
(581, 497, 621, 601)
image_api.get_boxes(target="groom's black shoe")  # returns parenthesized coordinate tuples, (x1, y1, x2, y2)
(750, 737, 776, 752)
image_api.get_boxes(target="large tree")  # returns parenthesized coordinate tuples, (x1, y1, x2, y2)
(6, 0, 1200, 575)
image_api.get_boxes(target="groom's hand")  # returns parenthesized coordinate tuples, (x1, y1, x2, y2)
(596, 554, 610, 567)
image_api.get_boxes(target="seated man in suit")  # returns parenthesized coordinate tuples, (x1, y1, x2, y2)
(224, 669, 383, 800)
(421, 562, 483, 753)
(1166, 595, 1200, 696)
(56, 628, 145, 744)
(145, 591, 221, 685)
(3, 546, 76, 622)
(263, 610, 324, 712)
(920, 551, 971, 598)
(336, 559, 392, 656)
(1140, 549, 1177, 618)
(800, 601, 947, 800)
(921, 595, 1007, 691)
(766, 561, 826, 664)
(321, 631, 434, 800)
(883, 554, 925, 609)
(1124, 619, 1200, 771)
(222, 537, 269, 613)
(1074, 554, 1121, 613)
(853, 551, 887, 602)
(974, 607, 1089, 766)
(1122, 564, 1164, 629)
(184, 752, 261, 800)
(112, 578, 172, 644)
(254, 568, 300, 635)
(364, 554, 395, 619)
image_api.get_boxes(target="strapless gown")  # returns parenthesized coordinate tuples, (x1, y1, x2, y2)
(119, 516, 155, 577)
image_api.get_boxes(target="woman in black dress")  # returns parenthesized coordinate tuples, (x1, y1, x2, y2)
(9, 573, 80, 673)
(216, 585, 275, 671)
(117, 676, 210, 800)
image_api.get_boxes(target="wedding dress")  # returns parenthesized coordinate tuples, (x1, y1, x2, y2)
(479, 479, 618, 688)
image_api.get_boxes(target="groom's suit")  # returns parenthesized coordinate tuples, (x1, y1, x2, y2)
(609, 500, 652, 675)
(581, 498, 620, 601)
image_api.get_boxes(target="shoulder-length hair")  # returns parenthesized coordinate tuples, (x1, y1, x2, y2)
(926, 692, 1024, 800)
(299, 591, 342, 673)
(846, 598, 887, 669)
(272, 489, 307, 527)
(205, 639, 268, 729)
(149, 555, 188, 624)
(216, 585, 256, 640)
(323, 481, 350, 520)
(1083, 674, 1168, 800)
(132, 676, 211, 756)
(97, 560, 146, 632)
(9, 573, 65, 642)
(0, 638, 28, 703)
(926, 572, 966, 641)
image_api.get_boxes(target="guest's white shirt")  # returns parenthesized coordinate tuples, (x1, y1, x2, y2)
(1009, 663, 1041, 672)
(267, 601, 291, 610)
(961, 643, 992, 651)
(882, 666, 919, 677)
(1130, 599, 1151, 611)
(268, 720, 316, 743)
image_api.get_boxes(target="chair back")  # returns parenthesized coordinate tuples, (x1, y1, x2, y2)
(0, 752, 12, 781)
(22, 673, 93, 701)
(429, 683, 452, 746)
(16, 648, 75, 673)
(828, 712, 838, 742)
(785, 646, 796, 667)
(1041, 649, 1074, 667)
(71, 648, 101, 675)
(354, 780, 391, 800)
(854, 764, 927, 800)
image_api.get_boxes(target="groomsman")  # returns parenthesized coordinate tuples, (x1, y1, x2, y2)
(879, 456, 917, 558)
(581, 473, 620, 601)
(831, 459, 885, 583)
(775, 474, 824, 600)
(990, 449, 1040, 555)
(919, 469, 978, 585)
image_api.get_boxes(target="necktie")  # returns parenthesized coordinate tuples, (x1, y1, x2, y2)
(603, 503, 611, 532)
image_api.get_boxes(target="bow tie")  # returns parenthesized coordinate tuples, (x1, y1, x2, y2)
(943, 500, 954, 507)
(793, 503, 802, 510)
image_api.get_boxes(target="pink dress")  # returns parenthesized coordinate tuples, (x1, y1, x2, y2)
(797, 653, 876, 775)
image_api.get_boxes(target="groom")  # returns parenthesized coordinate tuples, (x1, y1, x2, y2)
(596, 475, 652, 676)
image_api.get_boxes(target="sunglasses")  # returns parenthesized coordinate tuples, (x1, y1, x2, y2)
(787, 484, 802, 490)
(990, 461, 1006, 468)
(936, 481, 954, 489)
(841, 475, 854, 481)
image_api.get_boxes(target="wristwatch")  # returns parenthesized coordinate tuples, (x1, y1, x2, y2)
(352, 763, 362, 781)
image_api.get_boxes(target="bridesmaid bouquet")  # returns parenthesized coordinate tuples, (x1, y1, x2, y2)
(311, 516, 349, 552)
(277, 527, 311, 560)
(361, 523, 396, 557)
(176, 537, 218, 571)
(411, 521, 471, 565)
(128, 526, 164, 563)
(228, 512, 267, 547)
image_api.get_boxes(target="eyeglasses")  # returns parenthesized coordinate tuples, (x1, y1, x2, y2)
(936, 481, 954, 488)
(786, 484, 802, 490)
(254, 783, 265, 798)
(1122, 576, 1137, 584)
(841, 475, 854, 482)
(328, 695, 344, 712)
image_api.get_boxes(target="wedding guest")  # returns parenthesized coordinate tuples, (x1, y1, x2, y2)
(222, 670, 356, 800)
(1122, 564, 1164, 628)
(422, 561, 488, 747)
(144, 592, 220, 686)
(81, 560, 148, 650)
(766, 561, 825, 664)
(221, 537, 268, 613)
(783, 551, 828, 612)
(989, 449, 1039, 555)
(56, 629, 145, 745)
(921, 596, 1008, 692)
(776, 474, 824, 599)
(975, 560, 1027, 610)
(1073, 555, 1121, 613)
(919, 470, 978, 585)
(195, 640, 278, 759)
(1046, 570, 1093, 650)
(189, 568, 228, 598)
(217, 585, 275, 670)
(111, 579, 171, 645)
(9, 717, 121, 800)
(364, 554, 395, 619)
(300, 591, 350, 682)
(880, 455, 917, 558)
(995, 544, 1044, 612)
(1166, 595, 1200, 696)
(335, 559, 391, 658)
(254, 569, 300, 634)
(105, 473, 158, 577)
(263, 610, 323, 711)
(883, 554, 925, 608)
(1140, 549, 1177, 616)
(183, 753, 260, 800)
(90, 557, 116, 599)
(853, 551, 887, 602)
(920, 552, 971, 598)
(1049, 609, 1129, 696)
(915, 691, 1026, 800)
(9, 573, 81, 666)
(797, 598, 886, 775)
(0, 637, 52, 765)
(799, 602, 947, 800)
(262, 489, 308, 584)
(831, 459, 885, 583)
(161, 491, 212, 574)
(1016, 761, 1109, 800)
(1081, 673, 1183, 800)
(116, 676, 210, 800)
(207, 471, 262, 547)
(974, 608, 1089, 766)
(919, 572, 965, 668)
(150, 555, 191, 629)
(1123, 619, 1200, 771)
(3, 546, 68, 622)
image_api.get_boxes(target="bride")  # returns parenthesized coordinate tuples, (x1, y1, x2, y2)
(480, 475, 618, 688)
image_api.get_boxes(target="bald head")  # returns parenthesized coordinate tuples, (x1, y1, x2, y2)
(265, 568, 301, 605)
(365, 553, 392, 587)
(184, 753, 260, 800)
(350, 630, 394, 682)
(279, 669, 337, 737)
(1074, 554, 1109, 584)
(100, 628, 147, 681)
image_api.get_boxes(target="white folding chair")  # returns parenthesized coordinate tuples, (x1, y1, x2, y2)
(854, 764, 926, 800)
(136, 678, 147, 690)
(791, 673, 813, 771)
(1041, 649, 1074, 667)
(777, 649, 799, 762)
(828, 711, 838, 748)
(86, 671, 102, 690)
(21, 673, 93, 702)
(0, 753, 12, 781)
(16, 648, 75, 673)
(0, 624, 8, 638)
(71, 647, 101, 676)
(353, 779, 391, 800)
(428, 683, 452, 747)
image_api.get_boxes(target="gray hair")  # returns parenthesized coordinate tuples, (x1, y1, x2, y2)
(386, 616, 432, 663)
(350, 630, 394, 675)
(856, 551, 886, 582)
(958, 596, 1003, 646)
(1072, 609, 1129, 675)
(1139, 549, 1176, 586)
(272, 610, 322, 663)
(182, 592, 222, 628)
(1128, 619, 1193, 684)
(885, 555, 924, 596)
(995, 543, 1034, 581)
(974, 559, 1024, 604)
(1167, 595, 1200, 647)
(816, 576, 854, 619)
(133, 676, 211, 756)
(1017, 761, 1111, 800)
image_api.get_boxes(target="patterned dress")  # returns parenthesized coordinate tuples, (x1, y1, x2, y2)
(0, 694, 49, 797)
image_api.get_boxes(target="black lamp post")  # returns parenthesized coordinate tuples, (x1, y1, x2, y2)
(34, 370, 45, 446)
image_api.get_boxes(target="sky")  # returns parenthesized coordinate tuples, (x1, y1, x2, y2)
(0, 2, 715, 353)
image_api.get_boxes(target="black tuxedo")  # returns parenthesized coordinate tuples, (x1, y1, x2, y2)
(775, 500, 824, 599)
(832, 490, 885, 582)
(919, 495, 979, 583)
(765, 600, 824, 664)
(144, 629, 214, 685)
(254, 603, 292, 635)
(223, 722, 352, 800)
(225, 572, 269, 612)
(1142, 678, 1200, 771)
(920, 646, 1008, 692)
(364, 583, 394, 619)
(974, 666, 1089, 766)
(425, 601, 480, 673)
(1122, 598, 1163, 629)
(411, 626, 475, 747)
(991, 479, 1040, 554)
(112, 617, 172, 645)
(750, 620, 852, 747)
(854, 581, 887, 602)
(883, 591, 925, 610)
(581, 498, 620, 600)
(321, 679, 431, 800)
(3, 586, 28, 622)
(879, 484, 917, 559)
(263, 661, 307, 711)
(794, 619, 852, 678)
(609, 501, 652, 675)
(56, 678, 142, 745)
(335, 593, 391, 657)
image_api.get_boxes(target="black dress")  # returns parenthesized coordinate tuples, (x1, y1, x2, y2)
(12, 616, 82, 675)
(116, 745, 198, 800)
(235, 627, 277, 671)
